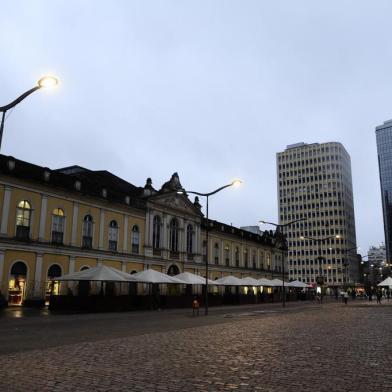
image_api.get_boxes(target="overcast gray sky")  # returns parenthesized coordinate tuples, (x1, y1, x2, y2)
(1, 1, 390, 254)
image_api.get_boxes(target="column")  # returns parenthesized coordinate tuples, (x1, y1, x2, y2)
(69, 256, 76, 274)
(123, 215, 128, 252)
(0, 250, 4, 294)
(99, 209, 105, 250)
(33, 254, 43, 298)
(71, 203, 79, 246)
(220, 239, 224, 266)
(162, 214, 168, 250)
(0, 187, 12, 236)
(122, 262, 127, 272)
(38, 195, 48, 242)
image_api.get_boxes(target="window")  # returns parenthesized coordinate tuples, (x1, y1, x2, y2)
(202, 240, 207, 261)
(51, 208, 65, 244)
(169, 219, 179, 252)
(16, 200, 31, 240)
(153, 215, 161, 249)
(224, 244, 230, 266)
(214, 243, 219, 264)
(244, 248, 248, 268)
(82, 215, 93, 248)
(252, 251, 256, 269)
(132, 225, 140, 254)
(186, 224, 193, 254)
(108, 220, 118, 251)
(235, 247, 240, 267)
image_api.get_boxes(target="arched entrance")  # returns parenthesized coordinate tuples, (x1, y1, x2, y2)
(8, 261, 28, 306)
(45, 264, 62, 305)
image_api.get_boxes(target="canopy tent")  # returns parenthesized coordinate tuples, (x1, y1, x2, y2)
(174, 272, 216, 285)
(286, 280, 310, 288)
(257, 278, 274, 286)
(213, 275, 244, 286)
(377, 277, 392, 287)
(240, 277, 260, 286)
(55, 265, 137, 282)
(131, 269, 186, 284)
(269, 278, 288, 287)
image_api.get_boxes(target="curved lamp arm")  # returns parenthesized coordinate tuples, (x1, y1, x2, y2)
(0, 86, 41, 113)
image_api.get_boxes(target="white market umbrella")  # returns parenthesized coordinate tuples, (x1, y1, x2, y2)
(131, 269, 185, 284)
(377, 277, 392, 287)
(241, 277, 260, 286)
(214, 275, 244, 286)
(175, 272, 216, 285)
(258, 278, 274, 286)
(287, 280, 309, 288)
(56, 265, 137, 282)
(270, 278, 288, 287)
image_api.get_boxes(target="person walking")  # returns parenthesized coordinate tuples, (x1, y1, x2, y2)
(343, 291, 349, 305)
(192, 296, 200, 316)
(377, 290, 382, 304)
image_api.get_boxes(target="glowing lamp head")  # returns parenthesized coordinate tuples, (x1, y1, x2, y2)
(335, 235, 341, 239)
(38, 75, 59, 88)
(300, 236, 305, 240)
(231, 179, 242, 188)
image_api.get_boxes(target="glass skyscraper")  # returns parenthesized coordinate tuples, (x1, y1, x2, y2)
(376, 120, 392, 263)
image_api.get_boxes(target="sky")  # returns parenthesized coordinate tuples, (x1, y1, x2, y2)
(1, 1, 391, 254)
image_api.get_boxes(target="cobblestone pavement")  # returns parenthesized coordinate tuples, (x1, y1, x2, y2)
(1, 302, 392, 391)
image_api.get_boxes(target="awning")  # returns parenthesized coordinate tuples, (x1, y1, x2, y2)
(377, 277, 392, 286)
(174, 272, 215, 285)
(213, 275, 245, 286)
(131, 269, 186, 284)
(286, 280, 309, 288)
(55, 265, 137, 282)
(241, 277, 260, 286)
(257, 278, 274, 286)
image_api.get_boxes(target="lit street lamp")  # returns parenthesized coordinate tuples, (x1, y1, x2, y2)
(260, 217, 306, 307)
(178, 179, 242, 315)
(0, 76, 59, 150)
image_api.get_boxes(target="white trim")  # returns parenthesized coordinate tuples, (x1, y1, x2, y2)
(69, 256, 76, 274)
(123, 215, 128, 252)
(99, 209, 105, 250)
(0, 186, 12, 235)
(71, 203, 79, 246)
(33, 254, 43, 297)
(38, 195, 48, 241)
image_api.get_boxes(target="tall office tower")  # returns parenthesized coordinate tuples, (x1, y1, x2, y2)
(376, 120, 392, 264)
(277, 142, 357, 288)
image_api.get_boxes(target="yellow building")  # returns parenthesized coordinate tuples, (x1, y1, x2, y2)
(0, 155, 286, 306)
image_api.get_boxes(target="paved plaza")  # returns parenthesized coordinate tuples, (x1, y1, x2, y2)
(1, 301, 392, 391)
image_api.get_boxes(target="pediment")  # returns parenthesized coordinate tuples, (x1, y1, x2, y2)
(148, 193, 203, 217)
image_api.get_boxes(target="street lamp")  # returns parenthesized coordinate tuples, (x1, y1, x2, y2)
(259, 217, 306, 307)
(299, 234, 341, 303)
(0, 75, 59, 150)
(178, 179, 242, 315)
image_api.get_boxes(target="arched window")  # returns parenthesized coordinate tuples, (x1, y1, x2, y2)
(214, 243, 219, 264)
(48, 264, 62, 278)
(82, 215, 93, 248)
(244, 248, 248, 268)
(132, 225, 139, 254)
(186, 224, 193, 254)
(16, 200, 31, 240)
(167, 264, 180, 276)
(224, 244, 230, 266)
(153, 215, 161, 249)
(252, 250, 257, 269)
(80, 266, 90, 271)
(235, 247, 240, 267)
(108, 220, 118, 251)
(51, 208, 65, 244)
(260, 251, 265, 270)
(169, 219, 179, 253)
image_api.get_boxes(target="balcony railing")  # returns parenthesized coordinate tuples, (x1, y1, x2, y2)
(51, 231, 64, 245)
(16, 225, 30, 241)
(82, 236, 92, 249)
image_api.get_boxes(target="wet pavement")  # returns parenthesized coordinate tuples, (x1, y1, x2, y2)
(1, 300, 391, 391)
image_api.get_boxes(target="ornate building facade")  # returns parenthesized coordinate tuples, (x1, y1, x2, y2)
(0, 154, 286, 306)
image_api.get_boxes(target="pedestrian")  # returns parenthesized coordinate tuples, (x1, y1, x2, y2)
(192, 296, 200, 316)
(377, 291, 382, 304)
(387, 290, 390, 302)
(343, 291, 348, 305)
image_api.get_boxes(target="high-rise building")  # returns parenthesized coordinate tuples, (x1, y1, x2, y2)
(375, 120, 392, 263)
(368, 244, 387, 285)
(277, 142, 357, 288)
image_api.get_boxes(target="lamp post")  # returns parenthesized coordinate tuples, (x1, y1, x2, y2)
(300, 234, 341, 302)
(260, 218, 306, 307)
(0, 76, 59, 150)
(178, 179, 241, 315)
